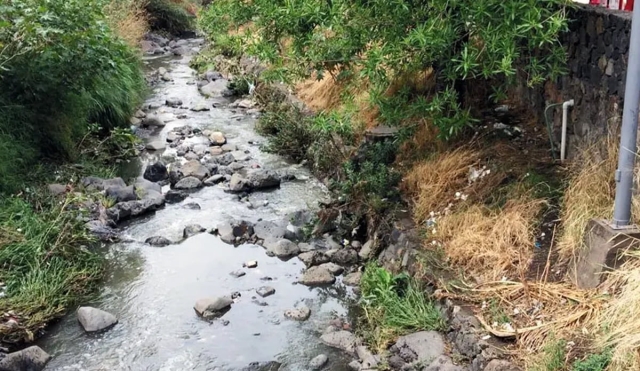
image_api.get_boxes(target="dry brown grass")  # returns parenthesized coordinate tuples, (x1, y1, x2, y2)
(104, 0, 149, 48)
(403, 148, 481, 222)
(434, 196, 545, 283)
(295, 73, 344, 112)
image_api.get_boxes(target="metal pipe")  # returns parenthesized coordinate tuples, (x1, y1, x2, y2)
(613, 1, 640, 228)
(560, 99, 574, 162)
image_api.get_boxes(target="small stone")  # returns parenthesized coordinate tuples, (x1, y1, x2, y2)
(244, 261, 258, 268)
(309, 354, 328, 370)
(208, 131, 227, 145)
(183, 202, 201, 210)
(221, 144, 237, 152)
(190, 103, 210, 112)
(359, 240, 374, 260)
(145, 236, 172, 247)
(143, 162, 168, 182)
(320, 330, 357, 354)
(230, 270, 246, 278)
(146, 140, 166, 151)
(183, 224, 205, 238)
(267, 239, 300, 259)
(204, 174, 225, 186)
(348, 361, 362, 370)
(256, 286, 275, 298)
(142, 114, 165, 127)
(174, 176, 203, 189)
(299, 266, 336, 286)
(77, 307, 118, 332)
(298, 251, 330, 267)
(284, 306, 311, 321)
(343, 272, 362, 286)
(166, 97, 182, 107)
(210, 147, 224, 156)
(194, 296, 233, 319)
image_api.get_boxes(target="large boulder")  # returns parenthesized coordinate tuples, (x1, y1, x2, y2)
(0, 346, 51, 371)
(143, 162, 168, 182)
(194, 296, 233, 319)
(181, 160, 209, 180)
(228, 170, 281, 193)
(77, 306, 118, 332)
(105, 185, 137, 203)
(174, 176, 203, 190)
(299, 266, 336, 286)
(106, 193, 165, 223)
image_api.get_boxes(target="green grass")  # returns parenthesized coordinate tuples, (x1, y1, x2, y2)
(0, 194, 103, 345)
(359, 263, 445, 351)
(532, 338, 567, 371)
(571, 350, 611, 371)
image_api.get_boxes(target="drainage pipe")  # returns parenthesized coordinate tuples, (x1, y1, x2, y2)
(560, 99, 574, 162)
(613, 0, 640, 228)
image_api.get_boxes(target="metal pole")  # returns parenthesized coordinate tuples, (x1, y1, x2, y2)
(613, 2, 640, 228)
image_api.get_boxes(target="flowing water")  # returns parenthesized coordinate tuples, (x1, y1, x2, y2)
(38, 39, 353, 371)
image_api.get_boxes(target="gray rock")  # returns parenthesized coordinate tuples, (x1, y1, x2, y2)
(332, 249, 359, 266)
(231, 150, 251, 162)
(246, 170, 281, 190)
(181, 160, 209, 180)
(77, 306, 118, 332)
(309, 354, 328, 370)
(106, 194, 165, 223)
(204, 174, 224, 186)
(298, 251, 330, 267)
(348, 361, 362, 370)
(229, 162, 245, 171)
(244, 260, 258, 268)
(0, 346, 51, 371)
(85, 220, 118, 241)
(241, 362, 282, 371)
(424, 355, 467, 371)
(393, 331, 445, 365)
(356, 346, 378, 369)
(267, 239, 300, 259)
(135, 177, 162, 194)
(343, 272, 362, 286)
(134, 109, 146, 118)
(229, 173, 246, 192)
(145, 236, 172, 247)
(299, 266, 336, 286)
(256, 286, 275, 298)
(183, 202, 201, 210)
(200, 79, 231, 97)
(320, 262, 344, 276)
(254, 220, 287, 241)
(106, 185, 137, 203)
(216, 220, 255, 243)
(208, 131, 227, 146)
(284, 306, 311, 321)
(174, 176, 203, 189)
(142, 114, 165, 127)
(320, 330, 357, 354)
(483, 360, 521, 371)
(230, 270, 246, 278)
(215, 152, 235, 165)
(183, 224, 205, 238)
(298, 242, 315, 252)
(81, 177, 126, 191)
(359, 240, 374, 260)
(165, 189, 188, 203)
(221, 143, 237, 152)
(172, 45, 187, 56)
(166, 132, 180, 142)
(166, 97, 182, 107)
(204, 70, 223, 82)
(184, 152, 200, 161)
(192, 144, 210, 157)
(194, 296, 233, 319)
(146, 140, 166, 151)
(190, 102, 210, 112)
(47, 183, 66, 196)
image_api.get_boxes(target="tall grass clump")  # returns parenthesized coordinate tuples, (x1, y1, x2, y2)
(359, 263, 444, 352)
(0, 0, 146, 193)
(104, 0, 150, 47)
(146, 0, 196, 35)
(0, 194, 102, 344)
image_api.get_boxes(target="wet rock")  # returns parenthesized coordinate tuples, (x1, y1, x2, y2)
(135, 177, 162, 194)
(231, 150, 251, 162)
(319, 262, 344, 276)
(246, 170, 281, 190)
(208, 131, 227, 146)
(184, 152, 200, 161)
(391, 331, 445, 365)
(215, 220, 255, 244)
(77, 306, 118, 332)
(244, 260, 258, 268)
(388, 355, 406, 370)
(356, 346, 378, 369)
(424, 355, 467, 371)
(210, 147, 224, 156)
(359, 240, 374, 260)
(484, 360, 521, 371)
(166, 97, 182, 107)
(348, 361, 362, 370)
(172, 45, 187, 56)
(47, 183, 66, 196)
(146, 140, 166, 151)
(145, 236, 172, 247)
(165, 189, 188, 204)
(309, 354, 328, 370)
(183, 202, 201, 210)
(230, 270, 246, 278)
(343, 272, 362, 286)
(256, 286, 276, 298)
(142, 114, 165, 127)
(85, 221, 118, 241)
(106, 185, 137, 203)
(229, 162, 245, 172)
(81, 177, 126, 191)
(284, 306, 311, 321)
(229, 173, 246, 192)
(169, 168, 184, 186)
(192, 144, 210, 158)
(320, 330, 357, 354)
(183, 224, 206, 238)
(204, 70, 223, 82)
(298, 243, 315, 253)
(0, 346, 51, 371)
(204, 174, 224, 186)
(331, 249, 359, 266)
(106, 194, 165, 223)
(215, 152, 235, 166)
(200, 79, 231, 97)
(236, 99, 256, 109)
(166, 133, 180, 144)
(174, 176, 203, 189)
(134, 109, 146, 118)
(298, 251, 330, 267)
(221, 143, 237, 152)
(267, 239, 300, 259)
(190, 102, 210, 112)
(241, 361, 282, 371)
(194, 296, 233, 319)
(181, 160, 209, 180)
(299, 266, 336, 286)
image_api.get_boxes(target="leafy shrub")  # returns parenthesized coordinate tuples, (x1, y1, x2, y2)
(146, 0, 195, 35)
(0, 0, 145, 193)
(572, 351, 612, 371)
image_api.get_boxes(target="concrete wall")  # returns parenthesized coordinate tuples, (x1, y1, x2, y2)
(513, 5, 631, 157)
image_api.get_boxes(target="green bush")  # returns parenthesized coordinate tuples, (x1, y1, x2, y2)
(146, 0, 195, 35)
(0, 0, 145, 193)
(572, 351, 611, 371)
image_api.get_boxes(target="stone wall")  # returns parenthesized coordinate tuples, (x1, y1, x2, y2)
(512, 5, 631, 157)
